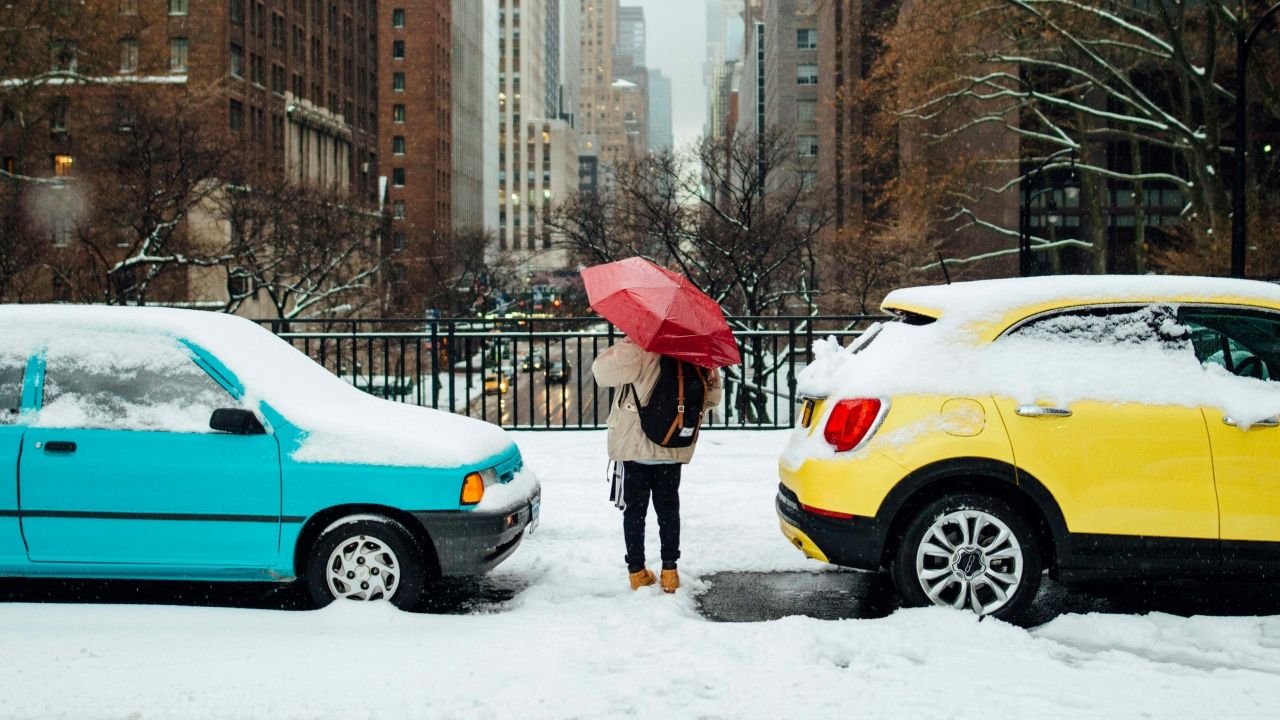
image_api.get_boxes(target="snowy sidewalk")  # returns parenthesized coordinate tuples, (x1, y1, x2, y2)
(2, 430, 1279, 719)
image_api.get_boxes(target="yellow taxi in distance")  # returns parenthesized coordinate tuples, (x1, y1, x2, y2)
(777, 276, 1280, 620)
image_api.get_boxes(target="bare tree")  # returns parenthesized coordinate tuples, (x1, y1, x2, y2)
(219, 174, 387, 322)
(550, 129, 834, 423)
(39, 87, 239, 304)
(872, 0, 1280, 275)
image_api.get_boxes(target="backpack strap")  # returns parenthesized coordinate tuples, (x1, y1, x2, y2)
(661, 360, 686, 446)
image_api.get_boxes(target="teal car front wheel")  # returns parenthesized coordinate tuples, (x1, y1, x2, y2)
(306, 515, 428, 610)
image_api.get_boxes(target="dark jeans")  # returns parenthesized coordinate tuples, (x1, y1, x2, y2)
(622, 461, 682, 573)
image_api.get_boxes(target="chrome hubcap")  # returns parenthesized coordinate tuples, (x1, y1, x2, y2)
(915, 509, 1023, 615)
(325, 534, 400, 602)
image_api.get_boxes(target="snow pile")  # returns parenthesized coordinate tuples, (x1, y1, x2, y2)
(1, 431, 1279, 718)
(797, 303, 1280, 429)
(0, 306, 512, 468)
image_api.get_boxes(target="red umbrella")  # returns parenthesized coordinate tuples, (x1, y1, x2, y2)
(581, 257, 741, 368)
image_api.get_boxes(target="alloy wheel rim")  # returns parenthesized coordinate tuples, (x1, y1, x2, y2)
(915, 509, 1023, 615)
(325, 534, 400, 602)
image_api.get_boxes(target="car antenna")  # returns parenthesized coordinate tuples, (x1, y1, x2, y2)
(935, 251, 952, 285)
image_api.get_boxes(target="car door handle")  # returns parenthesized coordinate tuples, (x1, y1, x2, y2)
(1016, 405, 1073, 418)
(42, 441, 77, 454)
(1223, 416, 1280, 428)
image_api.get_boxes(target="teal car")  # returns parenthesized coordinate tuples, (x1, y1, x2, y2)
(0, 306, 540, 610)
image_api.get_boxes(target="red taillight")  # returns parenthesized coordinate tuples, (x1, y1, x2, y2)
(801, 503, 855, 520)
(823, 398, 883, 452)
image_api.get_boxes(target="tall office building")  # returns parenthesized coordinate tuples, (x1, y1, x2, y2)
(705, 0, 745, 140)
(580, 0, 646, 176)
(615, 5, 646, 81)
(380, 1, 453, 309)
(647, 69, 673, 152)
(764, 0, 818, 188)
(497, 0, 579, 268)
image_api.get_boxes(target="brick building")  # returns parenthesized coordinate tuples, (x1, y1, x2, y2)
(378, 0, 452, 309)
(1, 0, 382, 306)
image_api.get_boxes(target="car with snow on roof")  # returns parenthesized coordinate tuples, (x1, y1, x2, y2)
(778, 276, 1280, 620)
(0, 306, 539, 610)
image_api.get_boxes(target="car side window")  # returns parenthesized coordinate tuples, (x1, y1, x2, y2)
(1008, 304, 1191, 351)
(1179, 308, 1280, 382)
(0, 355, 24, 425)
(39, 334, 239, 432)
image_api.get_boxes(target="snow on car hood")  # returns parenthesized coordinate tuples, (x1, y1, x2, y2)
(798, 311, 1280, 428)
(0, 306, 513, 468)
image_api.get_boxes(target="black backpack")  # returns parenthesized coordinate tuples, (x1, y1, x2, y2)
(625, 356, 709, 448)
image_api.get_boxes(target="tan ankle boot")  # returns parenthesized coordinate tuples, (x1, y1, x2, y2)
(660, 568, 680, 593)
(629, 568, 656, 590)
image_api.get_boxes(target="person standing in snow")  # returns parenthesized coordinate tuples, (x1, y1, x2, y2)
(592, 338, 723, 593)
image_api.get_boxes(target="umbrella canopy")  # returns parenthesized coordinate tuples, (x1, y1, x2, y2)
(581, 257, 741, 368)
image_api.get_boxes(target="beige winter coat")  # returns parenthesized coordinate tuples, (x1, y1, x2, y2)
(592, 338, 723, 463)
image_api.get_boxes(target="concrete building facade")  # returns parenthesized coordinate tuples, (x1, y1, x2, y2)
(496, 0, 579, 269)
(452, 0, 489, 230)
(764, 0, 818, 188)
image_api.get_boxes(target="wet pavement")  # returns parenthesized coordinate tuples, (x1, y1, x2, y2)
(6, 571, 1280, 627)
(696, 570, 1280, 627)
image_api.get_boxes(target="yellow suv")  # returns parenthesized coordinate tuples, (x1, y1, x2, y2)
(777, 276, 1280, 619)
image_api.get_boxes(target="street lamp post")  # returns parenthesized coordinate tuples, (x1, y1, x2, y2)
(1020, 147, 1078, 277)
(1231, 1, 1280, 279)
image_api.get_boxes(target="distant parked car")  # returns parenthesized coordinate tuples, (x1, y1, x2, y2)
(519, 353, 546, 372)
(0, 306, 539, 610)
(545, 361, 572, 384)
(778, 276, 1280, 620)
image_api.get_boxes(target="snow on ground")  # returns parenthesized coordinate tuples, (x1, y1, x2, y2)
(3, 431, 1280, 719)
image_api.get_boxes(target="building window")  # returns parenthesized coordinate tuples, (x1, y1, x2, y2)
(798, 135, 818, 158)
(229, 99, 243, 132)
(392, 136, 405, 155)
(799, 170, 817, 189)
(392, 231, 405, 250)
(50, 40, 76, 72)
(119, 39, 138, 74)
(50, 96, 69, 132)
(52, 216, 74, 248)
(230, 44, 244, 77)
(169, 0, 188, 15)
(392, 167, 405, 186)
(392, 104, 405, 122)
(393, 72, 405, 91)
(53, 154, 74, 176)
(797, 99, 816, 124)
(392, 40, 405, 59)
(230, 0, 244, 24)
(170, 38, 189, 72)
(797, 29, 817, 49)
(393, 200, 406, 219)
(392, 8, 405, 27)
(797, 64, 818, 85)
(119, 0, 138, 14)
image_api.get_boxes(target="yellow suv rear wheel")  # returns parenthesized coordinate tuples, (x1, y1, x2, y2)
(890, 493, 1043, 620)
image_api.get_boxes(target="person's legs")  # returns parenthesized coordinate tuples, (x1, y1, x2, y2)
(650, 463, 682, 569)
(622, 461, 654, 573)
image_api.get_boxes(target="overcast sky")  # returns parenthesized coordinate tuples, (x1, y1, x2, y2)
(627, 1, 707, 150)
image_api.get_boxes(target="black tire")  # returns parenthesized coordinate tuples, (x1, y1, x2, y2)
(889, 493, 1042, 621)
(304, 514, 429, 611)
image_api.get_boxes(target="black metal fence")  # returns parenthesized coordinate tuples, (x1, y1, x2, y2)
(258, 316, 884, 430)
